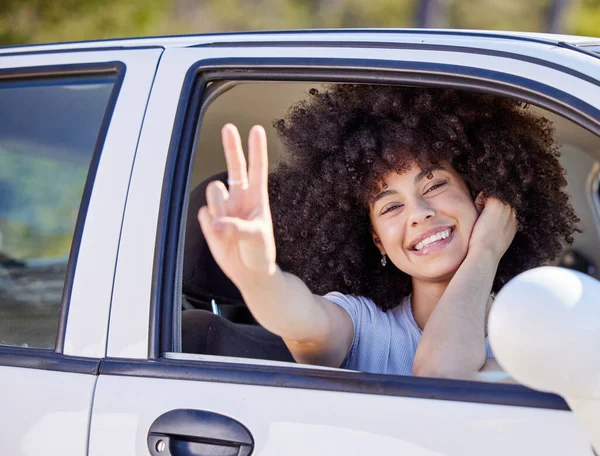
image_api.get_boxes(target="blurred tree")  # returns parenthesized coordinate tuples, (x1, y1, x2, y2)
(547, 0, 570, 33)
(568, 0, 600, 37)
(416, 0, 448, 27)
(168, 0, 413, 33)
(446, 0, 550, 31)
(0, 0, 170, 45)
(0, 0, 597, 47)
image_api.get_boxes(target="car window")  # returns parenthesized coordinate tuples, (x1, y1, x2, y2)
(0, 75, 116, 349)
(175, 80, 595, 382)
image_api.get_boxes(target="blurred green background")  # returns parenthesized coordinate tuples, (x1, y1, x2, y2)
(0, 0, 598, 46)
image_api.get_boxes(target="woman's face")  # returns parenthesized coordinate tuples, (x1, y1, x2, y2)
(369, 162, 479, 283)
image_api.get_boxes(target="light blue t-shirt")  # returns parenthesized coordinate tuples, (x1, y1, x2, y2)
(325, 292, 494, 376)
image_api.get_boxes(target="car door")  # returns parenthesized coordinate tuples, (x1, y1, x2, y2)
(90, 33, 600, 456)
(0, 47, 162, 455)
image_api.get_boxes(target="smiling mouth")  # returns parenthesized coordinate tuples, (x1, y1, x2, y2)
(410, 227, 454, 252)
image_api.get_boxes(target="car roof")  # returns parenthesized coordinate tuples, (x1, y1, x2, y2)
(1, 28, 600, 55)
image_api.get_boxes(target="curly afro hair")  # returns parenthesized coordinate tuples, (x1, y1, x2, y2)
(269, 84, 580, 311)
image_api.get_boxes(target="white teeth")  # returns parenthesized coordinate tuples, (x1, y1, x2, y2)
(413, 229, 451, 251)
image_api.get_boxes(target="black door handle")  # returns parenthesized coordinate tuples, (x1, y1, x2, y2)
(147, 409, 254, 456)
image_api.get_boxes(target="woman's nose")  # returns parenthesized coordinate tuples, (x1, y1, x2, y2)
(409, 199, 435, 227)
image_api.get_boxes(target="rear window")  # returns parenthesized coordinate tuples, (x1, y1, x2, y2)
(0, 74, 116, 348)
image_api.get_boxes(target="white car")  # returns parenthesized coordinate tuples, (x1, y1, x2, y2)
(1, 29, 600, 456)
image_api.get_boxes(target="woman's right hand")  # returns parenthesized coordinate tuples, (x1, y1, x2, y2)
(198, 124, 277, 286)
(468, 193, 517, 263)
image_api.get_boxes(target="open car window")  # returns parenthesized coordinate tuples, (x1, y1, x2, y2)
(174, 80, 600, 383)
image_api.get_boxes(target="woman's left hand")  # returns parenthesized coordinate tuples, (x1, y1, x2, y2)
(468, 193, 518, 262)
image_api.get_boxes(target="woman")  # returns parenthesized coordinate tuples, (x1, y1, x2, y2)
(198, 84, 579, 382)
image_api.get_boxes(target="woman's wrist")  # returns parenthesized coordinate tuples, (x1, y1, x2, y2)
(466, 242, 503, 265)
(454, 247, 499, 298)
(236, 262, 280, 292)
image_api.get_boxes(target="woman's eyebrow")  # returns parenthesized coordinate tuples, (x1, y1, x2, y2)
(372, 189, 398, 205)
(372, 166, 446, 205)
(414, 166, 445, 184)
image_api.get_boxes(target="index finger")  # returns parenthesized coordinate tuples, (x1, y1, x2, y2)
(221, 124, 248, 188)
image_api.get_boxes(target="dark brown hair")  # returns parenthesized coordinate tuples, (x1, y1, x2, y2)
(269, 84, 580, 310)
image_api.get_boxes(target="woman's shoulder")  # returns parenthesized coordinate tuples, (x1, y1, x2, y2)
(324, 291, 408, 321)
(325, 291, 407, 309)
(324, 291, 378, 309)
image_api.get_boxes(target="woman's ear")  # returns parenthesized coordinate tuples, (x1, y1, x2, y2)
(371, 232, 386, 256)
(474, 192, 486, 215)
(369, 221, 387, 254)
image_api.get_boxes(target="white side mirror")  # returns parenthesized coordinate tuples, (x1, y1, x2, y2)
(489, 266, 600, 452)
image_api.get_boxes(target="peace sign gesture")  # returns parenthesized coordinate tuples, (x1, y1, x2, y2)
(198, 124, 277, 288)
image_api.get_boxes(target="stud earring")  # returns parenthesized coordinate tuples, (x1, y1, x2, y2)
(381, 254, 387, 267)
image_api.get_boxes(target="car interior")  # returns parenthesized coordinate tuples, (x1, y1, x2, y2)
(178, 81, 600, 367)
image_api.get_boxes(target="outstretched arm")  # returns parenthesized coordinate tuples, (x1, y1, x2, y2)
(198, 124, 353, 368)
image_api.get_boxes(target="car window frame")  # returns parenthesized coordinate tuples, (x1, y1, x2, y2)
(104, 44, 600, 410)
(156, 56, 600, 357)
(0, 62, 124, 373)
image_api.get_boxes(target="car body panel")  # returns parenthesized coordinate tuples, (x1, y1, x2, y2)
(96, 41, 600, 455)
(89, 374, 593, 456)
(0, 366, 96, 456)
(60, 49, 163, 358)
(106, 49, 186, 359)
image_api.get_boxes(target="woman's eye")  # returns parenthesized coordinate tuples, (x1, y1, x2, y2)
(424, 180, 447, 194)
(381, 204, 403, 215)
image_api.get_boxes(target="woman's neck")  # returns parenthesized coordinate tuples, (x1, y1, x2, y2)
(410, 278, 451, 330)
